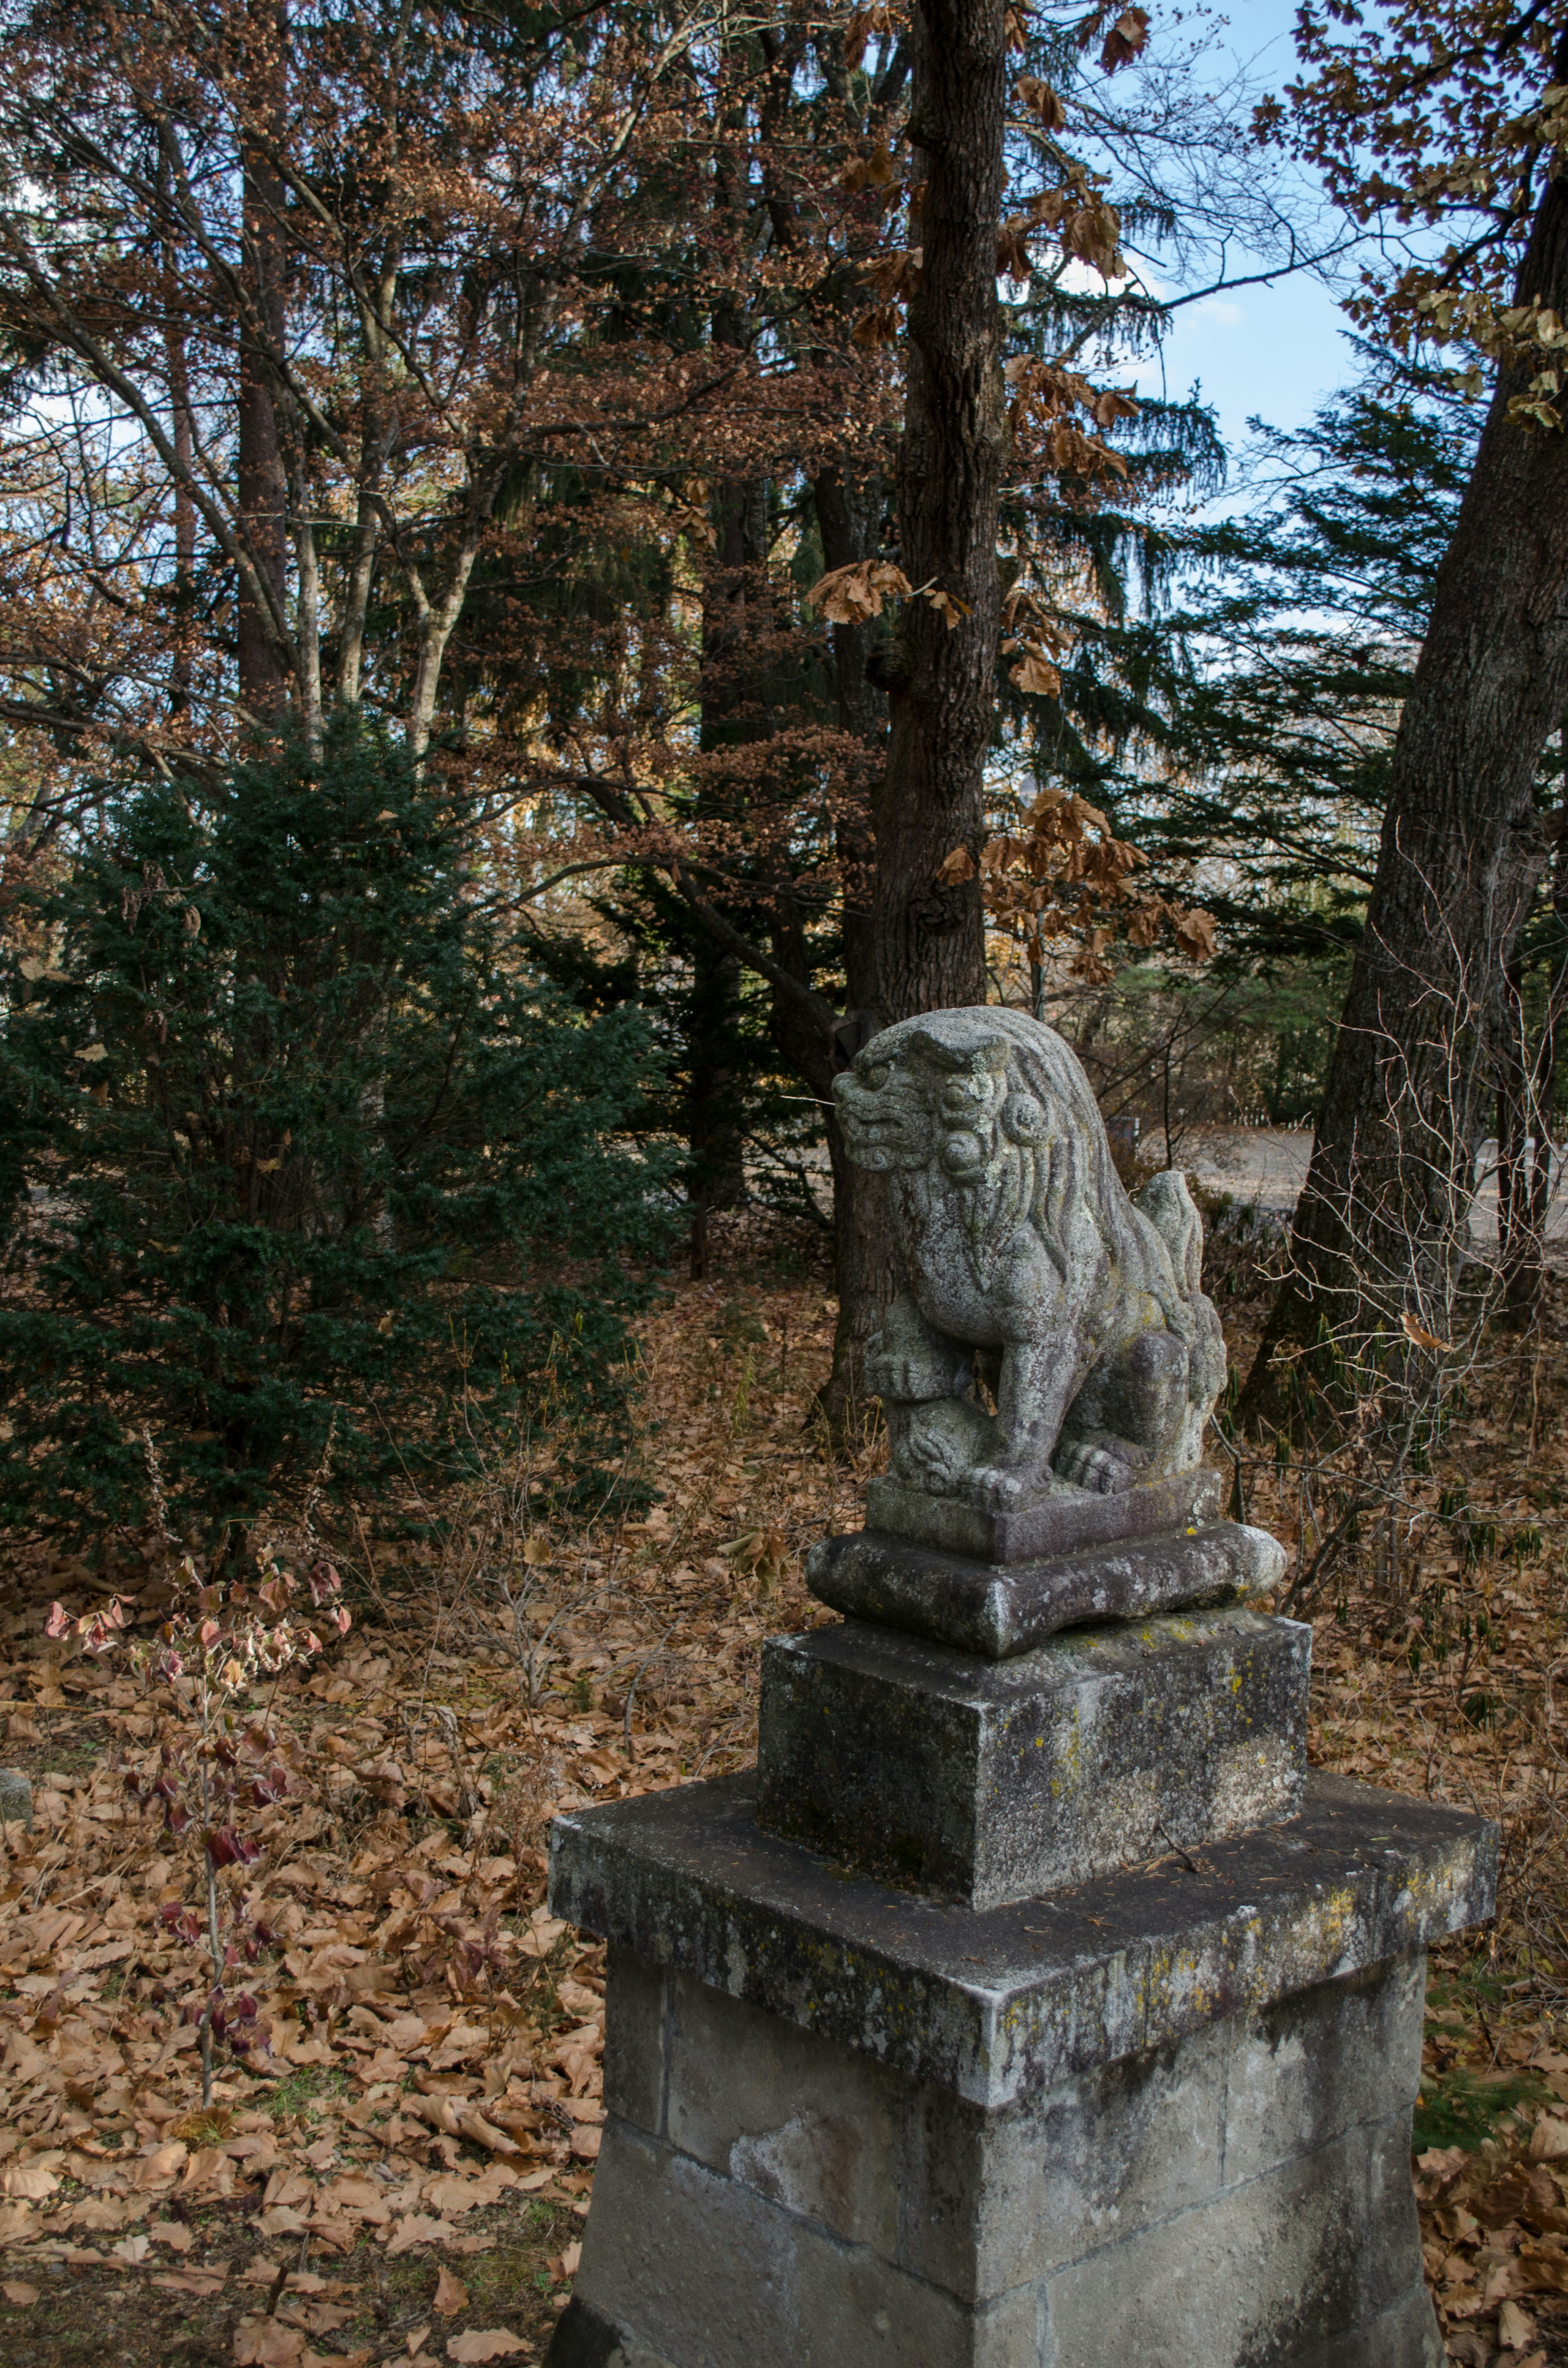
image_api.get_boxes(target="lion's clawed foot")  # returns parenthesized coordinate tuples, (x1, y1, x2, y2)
(867, 1351, 951, 1404)
(892, 1395, 996, 1496)
(965, 1463, 1032, 1514)
(1054, 1437, 1146, 1496)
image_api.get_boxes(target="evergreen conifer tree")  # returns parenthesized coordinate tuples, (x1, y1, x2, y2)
(0, 727, 672, 1550)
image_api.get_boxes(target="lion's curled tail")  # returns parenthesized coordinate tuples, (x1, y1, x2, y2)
(1136, 1168, 1204, 1298)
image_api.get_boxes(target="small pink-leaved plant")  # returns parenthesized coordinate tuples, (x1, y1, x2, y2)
(49, 1547, 350, 2106)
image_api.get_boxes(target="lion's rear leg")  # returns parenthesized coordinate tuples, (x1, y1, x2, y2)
(1054, 1328, 1190, 1494)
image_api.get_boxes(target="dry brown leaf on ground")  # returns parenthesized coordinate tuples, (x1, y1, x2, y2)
(234, 2319, 306, 2366)
(433, 2263, 469, 2314)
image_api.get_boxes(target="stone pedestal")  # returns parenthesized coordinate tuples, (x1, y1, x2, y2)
(804, 1518, 1285, 1659)
(544, 1772, 1495, 2368)
(755, 1605, 1308, 1905)
(861, 1464, 1225, 1568)
(543, 1490, 1494, 2368)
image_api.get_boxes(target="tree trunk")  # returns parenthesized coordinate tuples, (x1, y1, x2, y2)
(236, 0, 290, 724)
(870, 0, 1005, 1024)
(806, 459, 898, 1435)
(1243, 162, 1568, 1414)
(157, 145, 197, 724)
(686, 468, 769, 1278)
(686, 939, 746, 1280)
(165, 310, 197, 720)
(1499, 733, 1568, 1325)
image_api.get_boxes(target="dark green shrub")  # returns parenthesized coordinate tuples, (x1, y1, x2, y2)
(0, 727, 673, 1548)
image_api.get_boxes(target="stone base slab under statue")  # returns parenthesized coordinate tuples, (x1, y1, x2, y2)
(544, 1768, 1490, 2368)
(538, 1008, 1495, 2367)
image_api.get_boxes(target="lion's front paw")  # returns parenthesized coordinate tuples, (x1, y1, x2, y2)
(1054, 1439, 1141, 1496)
(966, 1464, 1030, 1514)
(868, 1351, 945, 1403)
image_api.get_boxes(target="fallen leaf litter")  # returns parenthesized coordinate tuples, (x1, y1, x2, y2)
(0, 1237, 1565, 2364)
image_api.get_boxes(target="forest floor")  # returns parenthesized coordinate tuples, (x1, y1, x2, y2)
(0, 1211, 1566, 2368)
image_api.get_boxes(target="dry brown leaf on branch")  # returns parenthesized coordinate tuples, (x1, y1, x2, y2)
(1171, 905, 1218, 962)
(926, 588, 971, 629)
(997, 219, 1034, 279)
(1016, 74, 1067, 129)
(1101, 7, 1149, 70)
(844, 0, 895, 69)
(840, 142, 899, 191)
(1076, 1, 1148, 71)
(936, 845, 977, 884)
(1401, 1309, 1454, 1355)
(1009, 650, 1062, 698)
(805, 559, 911, 625)
(851, 303, 900, 348)
(859, 247, 922, 302)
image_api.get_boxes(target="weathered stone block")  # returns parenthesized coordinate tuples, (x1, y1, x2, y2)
(1281, 2285, 1444, 2368)
(864, 1463, 1224, 1566)
(904, 2015, 1234, 2300)
(548, 1938, 1461, 2368)
(1221, 1947, 1426, 2186)
(546, 1771, 1492, 2368)
(755, 1605, 1308, 1906)
(662, 1965, 903, 2255)
(806, 1519, 1287, 1658)
(889, 1947, 1429, 2307)
(572, 2115, 1033, 2368)
(1036, 2113, 1430, 2366)
(549, 1770, 1495, 2109)
(603, 1944, 664, 2135)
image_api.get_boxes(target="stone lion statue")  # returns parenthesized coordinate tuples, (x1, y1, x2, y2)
(834, 1006, 1227, 1513)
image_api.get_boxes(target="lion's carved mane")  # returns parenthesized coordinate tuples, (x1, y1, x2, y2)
(835, 1008, 1226, 1509)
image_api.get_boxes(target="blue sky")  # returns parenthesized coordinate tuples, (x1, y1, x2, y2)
(1123, 1, 1363, 459)
(1144, 273, 1356, 455)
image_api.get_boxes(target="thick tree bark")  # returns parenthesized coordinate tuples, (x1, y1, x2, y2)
(165, 311, 197, 719)
(805, 459, 899, 1436)
(1244, 162, 1568, 1414)
(870, 0, 1005, 1023)
(687, 469, 767, 1279)
(237, 0, 290, 723)
(1498, 738, 1568, 1325)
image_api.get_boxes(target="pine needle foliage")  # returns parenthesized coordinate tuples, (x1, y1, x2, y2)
(0, 727, 673, 1548)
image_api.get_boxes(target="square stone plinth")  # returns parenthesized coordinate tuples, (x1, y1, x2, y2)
(755, 1606, 1308, 1907)
(805, 1521, 1286, 1659)
(863, 1465, 1224, 1566)
(544, 1773, 1494, 2368)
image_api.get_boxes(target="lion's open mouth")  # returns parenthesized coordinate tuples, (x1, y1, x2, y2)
(834, 1070, 930, 1165)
